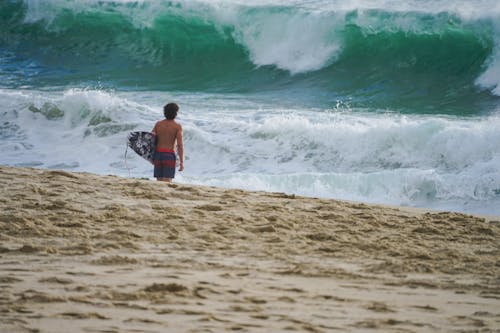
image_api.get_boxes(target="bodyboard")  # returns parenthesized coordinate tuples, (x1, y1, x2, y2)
(127, 131, 156, 164)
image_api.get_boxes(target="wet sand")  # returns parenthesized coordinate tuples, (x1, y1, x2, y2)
(0, 165, 499, 332)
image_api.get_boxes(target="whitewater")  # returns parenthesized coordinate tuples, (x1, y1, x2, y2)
(1, 0, 500, 215)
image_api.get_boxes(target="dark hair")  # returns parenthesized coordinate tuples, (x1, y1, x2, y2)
(163, 103, 179, 120)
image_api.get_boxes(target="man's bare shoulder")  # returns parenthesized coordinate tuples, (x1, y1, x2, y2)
(176, 121, 183, 129)
(156, 120, 170, 127)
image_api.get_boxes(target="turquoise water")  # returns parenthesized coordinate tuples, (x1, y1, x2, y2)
(1, 0, 499, 215)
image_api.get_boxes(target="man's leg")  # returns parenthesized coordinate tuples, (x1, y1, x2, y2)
(157, 177, 172, 182)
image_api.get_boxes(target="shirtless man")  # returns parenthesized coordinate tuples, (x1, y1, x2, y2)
(152, 103, 184, 182)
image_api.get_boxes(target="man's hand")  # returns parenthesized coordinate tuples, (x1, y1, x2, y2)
(179, 163, 184, 172)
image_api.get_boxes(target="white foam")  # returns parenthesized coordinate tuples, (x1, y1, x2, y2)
(180, 103, 500, 216)
(1, 88, 499, 215)
(229, 10, 343, 74)
(0, 88, 155, 175)
(476, 20, 500, 96)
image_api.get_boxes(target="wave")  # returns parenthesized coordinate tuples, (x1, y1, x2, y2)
(1, 0, 500, 113)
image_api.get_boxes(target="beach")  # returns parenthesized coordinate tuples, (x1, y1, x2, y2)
(2, 1, 500, 332)
(0, 165, 499, 332)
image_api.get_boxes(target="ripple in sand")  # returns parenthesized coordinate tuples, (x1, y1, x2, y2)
(144, 283, 187, 293)
(91, 255, 138, 265)
(38, 277, 73, 285)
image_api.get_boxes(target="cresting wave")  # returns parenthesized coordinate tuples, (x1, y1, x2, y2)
(1, 88, 499, 215)
(1, 0, 500, 113)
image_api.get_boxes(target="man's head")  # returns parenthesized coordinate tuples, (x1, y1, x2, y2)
(163, 103, 179, 120)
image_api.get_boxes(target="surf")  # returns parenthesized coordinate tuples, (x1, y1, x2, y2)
(1, 88, 499, 215)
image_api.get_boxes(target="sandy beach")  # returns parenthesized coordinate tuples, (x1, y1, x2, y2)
(0, 165, 499, 332)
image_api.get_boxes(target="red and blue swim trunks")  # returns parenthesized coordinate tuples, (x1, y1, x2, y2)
(153, 148, 176, 179)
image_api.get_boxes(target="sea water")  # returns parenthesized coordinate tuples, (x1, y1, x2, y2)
(1, 0, 499, 215)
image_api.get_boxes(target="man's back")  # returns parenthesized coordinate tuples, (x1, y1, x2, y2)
(154, 119, 181, 151)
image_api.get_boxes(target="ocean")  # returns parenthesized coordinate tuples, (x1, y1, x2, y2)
(1, 0, 499, 215)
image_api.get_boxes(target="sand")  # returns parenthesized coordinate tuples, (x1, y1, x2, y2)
(0, 165, 499, 333)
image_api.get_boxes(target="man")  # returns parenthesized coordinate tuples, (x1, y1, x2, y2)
(152, 102, 184, 182)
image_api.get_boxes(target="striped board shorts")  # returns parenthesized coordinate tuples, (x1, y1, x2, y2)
(153, 148, 176, 179)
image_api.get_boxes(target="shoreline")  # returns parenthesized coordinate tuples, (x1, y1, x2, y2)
(1, 165, 499, 332)
(177, 180, 500, 224)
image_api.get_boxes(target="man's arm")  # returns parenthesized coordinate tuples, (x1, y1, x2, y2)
(176, 125, 184, 171)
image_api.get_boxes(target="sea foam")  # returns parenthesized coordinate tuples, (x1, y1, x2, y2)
(1, 88, 499, 215)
